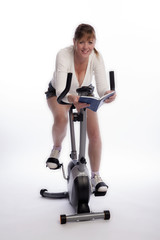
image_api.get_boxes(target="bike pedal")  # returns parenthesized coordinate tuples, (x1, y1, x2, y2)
(94, 191, 107, 197)
(46, 158, 62, 170)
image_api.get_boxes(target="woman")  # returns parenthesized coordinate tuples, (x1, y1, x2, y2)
(45, 24, 116, 194)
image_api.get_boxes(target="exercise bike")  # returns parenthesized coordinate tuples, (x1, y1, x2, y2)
(40, 71, 115, 224)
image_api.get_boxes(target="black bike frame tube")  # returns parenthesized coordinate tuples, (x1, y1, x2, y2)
(69, 107, 77, 161)
(78, 108, 87, 172)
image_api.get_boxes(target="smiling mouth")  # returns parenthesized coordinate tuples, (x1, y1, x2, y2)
(81, 50, 89, 54)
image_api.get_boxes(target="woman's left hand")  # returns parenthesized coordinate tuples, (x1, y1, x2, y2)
(104, 90, 116, 103)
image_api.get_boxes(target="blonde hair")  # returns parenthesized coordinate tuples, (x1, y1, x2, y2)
(74, 23, 99, 56)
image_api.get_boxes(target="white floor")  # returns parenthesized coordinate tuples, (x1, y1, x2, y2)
(1, 147, 160, 240)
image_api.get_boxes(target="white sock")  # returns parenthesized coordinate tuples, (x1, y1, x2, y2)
(53, 146, 61, 151)
(91, 171, 99, 178)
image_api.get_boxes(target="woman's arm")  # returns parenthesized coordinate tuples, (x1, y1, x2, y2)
(93, 53, 116, 103)
(54, 50, 70, 103)
(93, 53, 109, 97)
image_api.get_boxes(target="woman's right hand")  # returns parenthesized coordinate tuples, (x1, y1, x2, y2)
(68, 95, 90, 112)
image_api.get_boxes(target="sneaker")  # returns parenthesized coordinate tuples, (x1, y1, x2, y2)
(46, 149, 61, 169)
(91, 175, 108, 193)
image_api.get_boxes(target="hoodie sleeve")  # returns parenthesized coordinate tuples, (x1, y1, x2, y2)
(93, 53, 109, 97)
(54, 50, 70, 103)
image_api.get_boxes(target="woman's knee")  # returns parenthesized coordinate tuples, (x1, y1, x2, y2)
(54, 114, 68, 127)
(88, 129, 101, 142)
(47, 97, 69, 126)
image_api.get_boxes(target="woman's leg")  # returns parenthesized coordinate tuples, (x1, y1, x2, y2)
(87, 109, 108, 192)
(47, 96, 70, 147)
(87, 109, 102, 173)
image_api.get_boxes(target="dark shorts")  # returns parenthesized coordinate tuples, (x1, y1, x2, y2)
(45, 82, 95, 99)
(45, 82, 57, 99)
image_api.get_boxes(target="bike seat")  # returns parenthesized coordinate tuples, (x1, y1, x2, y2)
(76, 85, 94, 96)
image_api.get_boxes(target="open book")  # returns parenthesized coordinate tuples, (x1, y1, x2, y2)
(79, 91, 115, 112)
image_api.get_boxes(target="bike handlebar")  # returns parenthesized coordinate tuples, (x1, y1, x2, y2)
(57, 73, 73, 105)
(109, 71, 115, 91)
(57, 71, 115, 105)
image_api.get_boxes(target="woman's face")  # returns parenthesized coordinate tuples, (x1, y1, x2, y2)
(74, 37, 96, 59)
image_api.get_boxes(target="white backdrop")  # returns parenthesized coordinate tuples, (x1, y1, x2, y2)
(0, 0, 160, 239)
